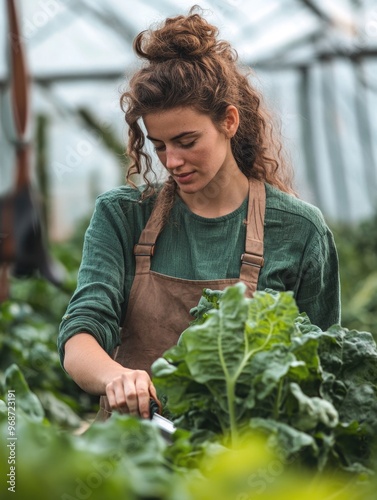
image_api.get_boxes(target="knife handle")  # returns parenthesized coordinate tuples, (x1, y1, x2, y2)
(149, 398, 160, 418)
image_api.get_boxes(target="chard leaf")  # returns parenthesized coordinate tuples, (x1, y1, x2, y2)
(250, 348, 296, 400)
(289, 382, 339, 431)
(246, 290, 299, 349)
(295, 312, 322, 335)
(4, 363, 44, 422)
(189, 288, 223, 325)
(318, 326, 377, 434)
(289, 335, 321, 381)
(35, 390, 82, 429)
(183, 283, 250, 385)
(320, 372, 348, 407)
(332, 421, 372, 472)
(318, 326, 377, 383)
(336, 383, 377, 431)
(248, 417, 318, 457)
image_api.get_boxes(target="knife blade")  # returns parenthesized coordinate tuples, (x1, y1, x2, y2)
(149, 399, 176, 443)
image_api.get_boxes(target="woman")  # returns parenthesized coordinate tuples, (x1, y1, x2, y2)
(58, 7, 340, 420)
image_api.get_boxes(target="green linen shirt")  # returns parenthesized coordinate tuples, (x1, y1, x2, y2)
(58, 183, 340, 365)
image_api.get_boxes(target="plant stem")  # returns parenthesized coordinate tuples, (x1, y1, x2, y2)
(273, 379, 283, 420)
(218, 324, 238, 443)
(226, 379, 238, 444)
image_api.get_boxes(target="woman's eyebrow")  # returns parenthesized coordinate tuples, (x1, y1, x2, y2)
(147, 131, 197, 142)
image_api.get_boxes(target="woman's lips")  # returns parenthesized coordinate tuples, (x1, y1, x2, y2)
(174, 172, 195, 184)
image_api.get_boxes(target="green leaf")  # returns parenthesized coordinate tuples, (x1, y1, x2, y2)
(246, 290, 299, 349)
(336, 383, 377, 431)
(289, 382, 339, 431)
(333, 421, 373, 473)
(318, 326, 377, 434)
(36, 390, 82, 429)
(318, 326, 377, 383)
(3, 364, 44, 422)
(289, 334, 322, 382)
(189, 288, 223, 326)
(248, 417, 318, 458)
(0, 399, 7, 419)
(294, 312, 322, 335)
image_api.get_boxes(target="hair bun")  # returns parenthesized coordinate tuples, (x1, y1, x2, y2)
(134, 10, 219, 63)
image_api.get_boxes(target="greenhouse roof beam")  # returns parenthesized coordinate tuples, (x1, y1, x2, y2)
(300, 0, 335, 25)
(65, 0, 136, 45)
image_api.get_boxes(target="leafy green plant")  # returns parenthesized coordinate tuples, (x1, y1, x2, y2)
(0, 300, 94, 425)
(0, 216, 96, 424)
(152, 283, 377, 474)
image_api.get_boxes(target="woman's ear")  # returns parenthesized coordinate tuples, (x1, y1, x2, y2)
(223, 105, 239, 138)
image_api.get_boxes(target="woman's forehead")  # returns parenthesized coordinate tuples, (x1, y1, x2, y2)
(143, 107, 212, 138)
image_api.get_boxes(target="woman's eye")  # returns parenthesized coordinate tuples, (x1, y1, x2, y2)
(181, 141, 196, 149)
(153, 140, 196, 152)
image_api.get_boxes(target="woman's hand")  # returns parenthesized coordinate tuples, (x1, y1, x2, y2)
(105, 369, 159, 418)
(63, 333, 161, 418)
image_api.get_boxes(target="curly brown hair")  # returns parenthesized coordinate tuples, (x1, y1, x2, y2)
(120, 6, 295, 222)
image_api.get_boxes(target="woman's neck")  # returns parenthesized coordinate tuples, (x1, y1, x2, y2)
(178, 169, 249, 218)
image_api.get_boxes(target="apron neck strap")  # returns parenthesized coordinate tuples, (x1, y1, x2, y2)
(239, 178, 265, 295)
(133, 195, 164, 274)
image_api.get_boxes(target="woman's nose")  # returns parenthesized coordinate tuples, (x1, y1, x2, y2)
(165, 148, 184, 170)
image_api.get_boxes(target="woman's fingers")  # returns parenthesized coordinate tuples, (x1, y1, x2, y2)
(105, 381, 128, 413)
(105, 369, 160, 418)
(148, 383, 162, 413)
(134, 380, 152, 418)
(122, 371, 144, 415)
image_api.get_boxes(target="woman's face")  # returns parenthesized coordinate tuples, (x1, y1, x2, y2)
(143, 106, 239, 196)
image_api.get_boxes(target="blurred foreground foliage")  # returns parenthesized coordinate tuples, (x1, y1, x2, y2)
(2, 384, 375, 499)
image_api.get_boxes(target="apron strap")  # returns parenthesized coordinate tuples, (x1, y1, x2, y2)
(240, 178, 265, 295)
(133, 204, 164, 275)
(134, 178, 266, 287)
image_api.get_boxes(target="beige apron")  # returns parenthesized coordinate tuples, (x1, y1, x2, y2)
(97, 178, 266, 419)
